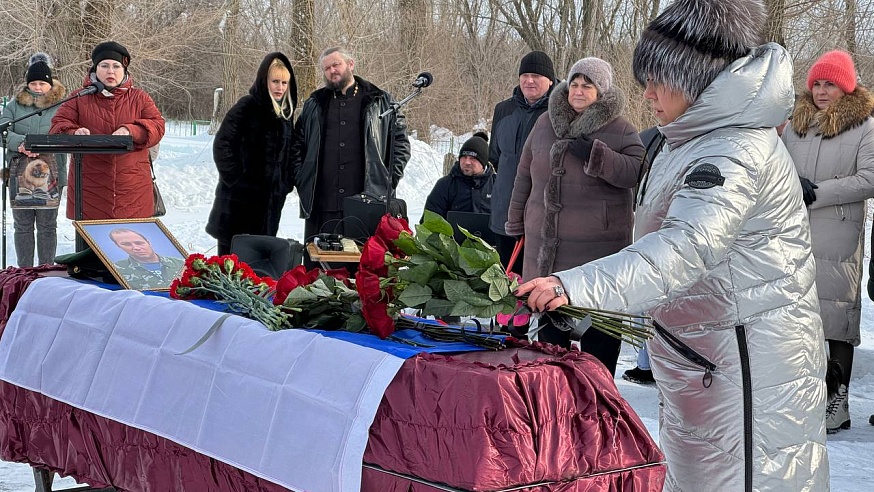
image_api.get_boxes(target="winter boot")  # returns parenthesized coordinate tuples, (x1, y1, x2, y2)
(622, 366, 655, 385)
(826, 384, 850, 434)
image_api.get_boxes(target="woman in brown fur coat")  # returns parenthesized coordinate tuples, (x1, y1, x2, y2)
(505, 57, 644, 375)
(782, 49, 874, 434)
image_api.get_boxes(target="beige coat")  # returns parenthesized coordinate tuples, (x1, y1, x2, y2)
(782, 87, 874, 346)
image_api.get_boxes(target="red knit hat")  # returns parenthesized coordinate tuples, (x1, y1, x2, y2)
(807, 50, 857, 93)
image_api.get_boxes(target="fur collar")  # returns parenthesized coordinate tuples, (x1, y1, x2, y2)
(791, 86, 874, 138)
(548, 81, 625, 139)
(14, 80, 67, 109)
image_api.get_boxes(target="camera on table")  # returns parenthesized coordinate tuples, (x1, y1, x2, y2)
(315, 233, 344, 252)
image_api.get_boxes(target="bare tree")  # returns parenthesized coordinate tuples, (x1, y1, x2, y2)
(290, 0, 317, 103)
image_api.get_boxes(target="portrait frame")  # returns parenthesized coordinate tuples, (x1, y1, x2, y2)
(73, 218, 189, 292)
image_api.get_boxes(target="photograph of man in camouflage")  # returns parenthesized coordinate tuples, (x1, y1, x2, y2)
(108, 228, 185, 290)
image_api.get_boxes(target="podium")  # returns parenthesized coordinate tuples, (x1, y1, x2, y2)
(25, 134, 133, 251)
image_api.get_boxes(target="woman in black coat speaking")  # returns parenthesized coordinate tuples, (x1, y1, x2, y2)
(207, 52, 297, 255)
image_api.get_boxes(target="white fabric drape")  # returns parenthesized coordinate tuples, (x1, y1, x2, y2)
(0, 277, 404, 492)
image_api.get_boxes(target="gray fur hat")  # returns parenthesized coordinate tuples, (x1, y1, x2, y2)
(632, 0, 765, 103)
(567, 57, 613, 94)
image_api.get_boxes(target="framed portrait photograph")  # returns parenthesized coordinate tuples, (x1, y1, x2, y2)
(73, 218, 188, 291)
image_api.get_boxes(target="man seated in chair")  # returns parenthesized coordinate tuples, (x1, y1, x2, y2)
(109, 228, 185, 289)
(423, 132, 494, 219)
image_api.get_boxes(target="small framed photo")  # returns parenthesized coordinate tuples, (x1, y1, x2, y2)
(73, 218, 188, 291)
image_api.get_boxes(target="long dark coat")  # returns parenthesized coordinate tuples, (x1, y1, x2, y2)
(206, 52, 297, 243)
(506, 82, 644, 280)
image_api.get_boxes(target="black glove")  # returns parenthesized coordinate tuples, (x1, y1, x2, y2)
(567, 135, 595, 160)
(799, 177, 818, 206)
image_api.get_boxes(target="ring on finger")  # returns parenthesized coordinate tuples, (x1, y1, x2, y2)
(553, 285, 565, 298)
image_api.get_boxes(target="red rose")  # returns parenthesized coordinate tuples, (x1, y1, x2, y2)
(325, 268, 352, 286)
(355, 270, 395, 339)
(359, 237, 389, 277)
(375, 214, 411, 255)
(273, 265, 320, 305)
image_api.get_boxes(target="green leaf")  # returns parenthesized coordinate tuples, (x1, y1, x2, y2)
(285, 287, 319, 301)
(393, 233, 420, 256)
(397, 283, 433, 308)
(421, 209, 455, 237)
(458, 244, 500, 275)
(397, 261, 439, 285)
(443, 280, 493, 307)
(343, 313, 367, 332)
(481, 264, 510, 301)
(422, 298, 455, 317)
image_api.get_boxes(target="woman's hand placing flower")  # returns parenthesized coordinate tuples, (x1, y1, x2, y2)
(515, 276, 568, 312)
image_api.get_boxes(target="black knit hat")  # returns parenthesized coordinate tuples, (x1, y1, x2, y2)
(519, 51, 555, 80)
(26, 52, 53, 87)
(91, 41, 131, 71)
(459, 131, 489, 168)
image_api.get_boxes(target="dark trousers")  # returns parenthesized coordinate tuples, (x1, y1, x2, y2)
(494, 233, 524, 277)
(537, 315, 622, 377)
(217, 239, 232, 256)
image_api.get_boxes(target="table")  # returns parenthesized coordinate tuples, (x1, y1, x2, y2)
(0, 267, 665, 491)
(306, 242, 360, 269)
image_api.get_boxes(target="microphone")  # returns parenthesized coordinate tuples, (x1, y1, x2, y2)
(412, 72, 433, 88)
(79, 80, 106, 96)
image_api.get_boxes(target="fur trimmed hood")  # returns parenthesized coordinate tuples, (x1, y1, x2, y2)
(14, 79, 67, 109)
(548, 81, 625, 139)
(791, 86, 874, 138)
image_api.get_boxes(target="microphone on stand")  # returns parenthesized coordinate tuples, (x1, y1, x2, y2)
(78, 80, 106, 96)
(412, 72, 433, 88)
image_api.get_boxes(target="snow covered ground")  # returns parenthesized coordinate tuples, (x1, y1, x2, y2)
(0, 127, 872, 490)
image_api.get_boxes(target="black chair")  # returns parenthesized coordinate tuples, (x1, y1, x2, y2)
(230, 235, 293, 279)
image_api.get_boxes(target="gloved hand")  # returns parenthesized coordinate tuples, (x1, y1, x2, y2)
(800, 177, 818, 206)
(567, 135, 595, 160)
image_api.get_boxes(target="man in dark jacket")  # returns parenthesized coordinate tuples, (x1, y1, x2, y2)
(291, 47, 411, 248)
(489, 51, 556, 275)
(424, 132, 494, 218)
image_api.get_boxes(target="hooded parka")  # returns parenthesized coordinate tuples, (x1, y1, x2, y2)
(206, 52, 297, 244)
(505, 83, 644, 281)
(782, 87, 874, 346)
(553, 45, 829, 492)
(50, 74, 164, 220)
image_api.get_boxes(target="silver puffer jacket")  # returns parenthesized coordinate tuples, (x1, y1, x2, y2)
(554, 44, 829, 491)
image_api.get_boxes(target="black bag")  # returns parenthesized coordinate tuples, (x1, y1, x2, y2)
(152, 180, 166, 217)
(343, 193, 407, 241)
(149, 153, 166, 217)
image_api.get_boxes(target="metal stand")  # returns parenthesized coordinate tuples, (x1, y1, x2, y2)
(33, 468, 116, 492)
(378, 87, 422, 120)
(24, 135, 133, 251)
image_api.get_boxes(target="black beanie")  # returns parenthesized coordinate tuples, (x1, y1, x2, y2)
(26, 52, 53, 87)
(518, 51, 555, 80)
(459, 131, 489, 168)
(91, 41, 131, 71)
